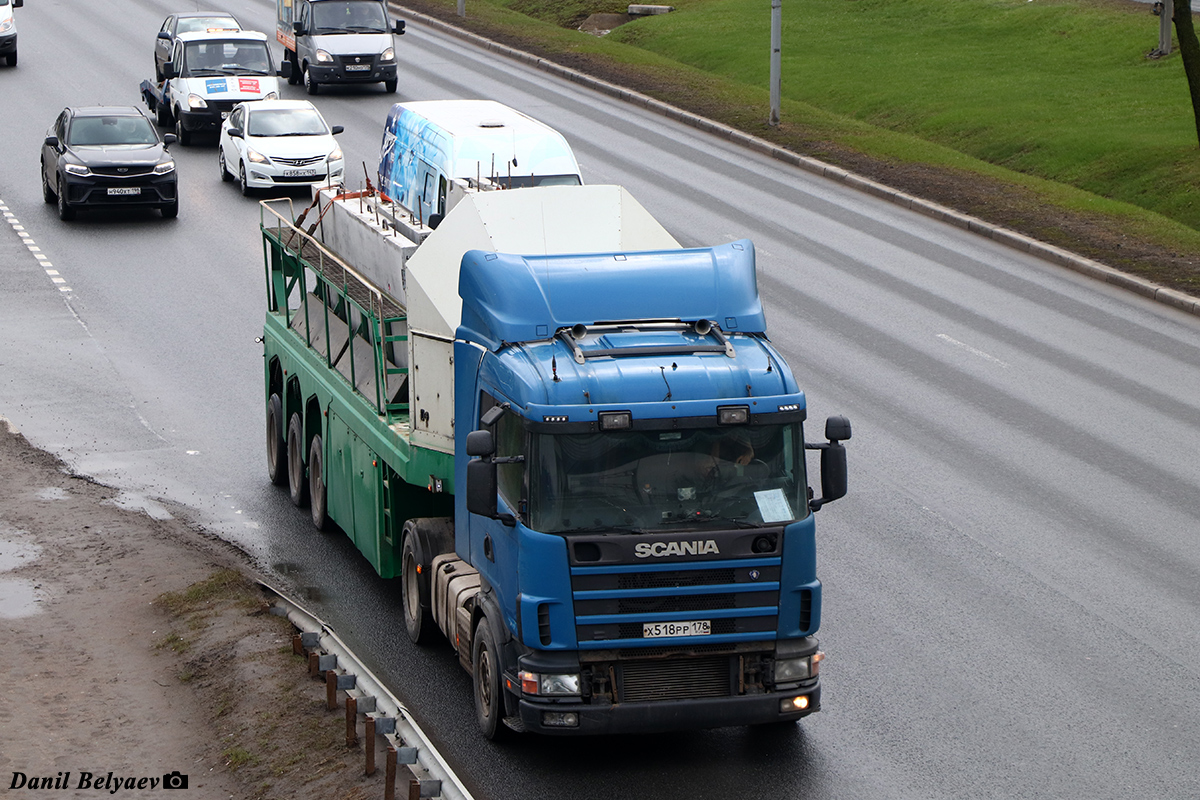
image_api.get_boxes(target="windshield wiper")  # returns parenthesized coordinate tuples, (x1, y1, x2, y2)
(560, 524, 641, 534)
(659, 512, 757, 528)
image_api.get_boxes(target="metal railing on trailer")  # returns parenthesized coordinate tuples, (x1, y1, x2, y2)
(260, 197, 410, 425)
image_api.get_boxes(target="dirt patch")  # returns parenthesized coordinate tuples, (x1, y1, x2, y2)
(0, 420, 374, 799)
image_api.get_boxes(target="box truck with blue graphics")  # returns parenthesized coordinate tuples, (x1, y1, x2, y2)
(378, 100, 582, 226)
(259, 110, 850, 737)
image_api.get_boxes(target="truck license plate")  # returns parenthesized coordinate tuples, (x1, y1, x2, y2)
(345, 64, 370, 72)
(642, 620, 711, 639)
(107, 187, 140, 196)
(283, 169, 317, 178)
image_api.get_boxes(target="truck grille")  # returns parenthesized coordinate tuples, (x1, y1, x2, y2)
(619, 656, 731, 702)
(571, 558, 781, 649)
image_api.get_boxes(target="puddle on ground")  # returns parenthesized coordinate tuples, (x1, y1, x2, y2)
(0, 577, 43, 618)
(101, 492, 174, 521)
(0, 539, 42, 571)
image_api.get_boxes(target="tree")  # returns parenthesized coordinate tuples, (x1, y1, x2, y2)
(1174, 0, 1200, 145)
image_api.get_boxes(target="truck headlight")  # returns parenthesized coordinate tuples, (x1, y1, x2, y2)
(315, 49, 332, 63)
(518, 671, 580, 696)
(246, 148, 268, 164)
(381, 47, 395, 62)
(774, 652, 823, 682)
(187, 93, 208, 110)
(64, 163, 91, 176)
(264, 92, 278, 100)
(0, 19, 14, 34)
(152, 161, 175, 175)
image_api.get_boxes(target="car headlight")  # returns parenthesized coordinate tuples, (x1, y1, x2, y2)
(187, 93, 208, 110)
(0, 19, 14, 34)
(264, 92, 278, 100)
(381, 47, 395, 62)
(246, 148, 268, 164)
(64, 163, 91, 176)
(315, 49, 332, 63)
(327, 145, 343, 163)
(518, 671, 580, 697)
(153, 161, 175, 175)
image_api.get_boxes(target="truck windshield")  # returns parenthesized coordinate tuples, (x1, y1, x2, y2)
(530, 424, 807, 533)
(312, 1, 388, 33)
(501, 174, 583, 189)
(183, 41, 272, 75)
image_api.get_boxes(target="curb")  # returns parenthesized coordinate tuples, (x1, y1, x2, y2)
(389, 3, 1200, 318)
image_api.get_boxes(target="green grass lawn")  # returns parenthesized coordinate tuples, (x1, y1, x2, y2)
(401, 0, 1200, 286)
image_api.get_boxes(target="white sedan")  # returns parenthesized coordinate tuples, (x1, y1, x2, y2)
(218, 99, 343, 195)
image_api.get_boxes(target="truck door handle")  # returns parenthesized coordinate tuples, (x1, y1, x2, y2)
(483, 535, 494, 562)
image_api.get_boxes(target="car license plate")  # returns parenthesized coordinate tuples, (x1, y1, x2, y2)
(642, 620, 711, 639)
(283, 169, 318, 178)
(107, 187, 140, 196)
(345, 64, 370, 72)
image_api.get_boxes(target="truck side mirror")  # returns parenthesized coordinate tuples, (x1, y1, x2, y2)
(293, 21, 306, 36)
(466, 459, 498, 518)
(428, 213, 443, 230)
(394, 19, 406, 35)
(163, 62, 177, 80)
(157, 31, 170, 41)
(44, 135, 59, 148)
(13, 0, 23, 7)
(279, 61, 293, 80)
(807, 415, 851, 511)
(465, 429, 495, 457)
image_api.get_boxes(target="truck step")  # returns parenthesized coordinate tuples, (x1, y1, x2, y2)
(502, 716, 527, 733)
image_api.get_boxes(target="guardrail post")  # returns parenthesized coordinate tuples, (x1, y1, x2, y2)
(309, 651, 319, 678)
(327, 669, 338, 710)
(384, 746, 397, 800)
(365, 716, 376, 776)
(346, 696, 358, 746)
(292, 633, 304, 656)
(408, 779, 421, 800)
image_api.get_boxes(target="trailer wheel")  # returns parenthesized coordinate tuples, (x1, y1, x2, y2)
(472, 618, 509, 740)
(401, 528, 434, 644)
(287, 413, 309, 507)
(308, 434, 328, 531)
(266, 394, 287, 486)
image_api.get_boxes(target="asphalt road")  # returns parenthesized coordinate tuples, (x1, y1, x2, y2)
(2, 2, 1199, 799)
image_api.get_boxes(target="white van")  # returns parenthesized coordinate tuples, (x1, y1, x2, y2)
(0, 0, 23, 68)
(378, 100, 582, 226)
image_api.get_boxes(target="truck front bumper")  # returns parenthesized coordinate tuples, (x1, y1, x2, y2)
(308, 62, 396, 84)
(517, 681, 820, 735)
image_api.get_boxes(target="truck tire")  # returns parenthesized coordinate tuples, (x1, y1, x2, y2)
(287, 413, 309, 507)
(5, 51, 16, 67)
(304, 66, 319, 96)
(400, 526, 434, 644)
(266, 394, 287, 486)
(472, 618, 509, 740)
(287, 50, 301, 85)
(384, 78, 397, 94)
(174, 114, 191, 146)
(308, 434, 329, 531)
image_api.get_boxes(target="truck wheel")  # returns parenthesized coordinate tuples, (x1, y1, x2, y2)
(287, 413, 309, 507)
(56, 177, 74, 221)
(400, 527, 434, 644)
(174, 114, 191, 146)
(304, 66, 319, 96)
(41, 162, 55, 203)
(266, 394, 287, 486)
(5, 51, 16, 67)
(384, 78, 397, 94)
(308, 434, 328, 531)
(219, 149, 232, 182)
(472, 618, 509, 740)
(287, 50, 301, 85)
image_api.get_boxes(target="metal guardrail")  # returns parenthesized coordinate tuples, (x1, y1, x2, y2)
(260, 580, 474, 800)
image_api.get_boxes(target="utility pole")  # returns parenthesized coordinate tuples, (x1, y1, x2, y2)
(1154, 1, 1172, 56)
(769, 0, 781, 125)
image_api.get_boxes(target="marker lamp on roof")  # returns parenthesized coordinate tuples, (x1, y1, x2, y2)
(598, 411, 631, 431)
(717, 405, 750, 425)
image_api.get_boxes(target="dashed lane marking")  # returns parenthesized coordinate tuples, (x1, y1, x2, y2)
(1, 199, 69, 292)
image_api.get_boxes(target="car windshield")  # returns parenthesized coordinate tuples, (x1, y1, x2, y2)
(177, 16, 238, 34)
(312, 1, 387, 33)
(529, 423, 807, 533)
(183, 40, 271, 75)
(248, 108, 328, 137)
(67, 116, 158, 147)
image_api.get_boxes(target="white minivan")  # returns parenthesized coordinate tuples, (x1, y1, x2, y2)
(0, 0, 23, 68)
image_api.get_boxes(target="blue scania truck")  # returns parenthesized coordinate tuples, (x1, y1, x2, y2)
(260, 129, 850, 738)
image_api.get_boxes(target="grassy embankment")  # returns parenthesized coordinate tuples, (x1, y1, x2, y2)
(400, 0, 1200, 294)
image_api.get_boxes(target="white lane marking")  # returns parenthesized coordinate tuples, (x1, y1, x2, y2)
(0, 196, 71, 293)
(937, 333, 1010, 368)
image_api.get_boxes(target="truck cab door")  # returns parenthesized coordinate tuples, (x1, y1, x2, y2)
(416, 160, 436, 225)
